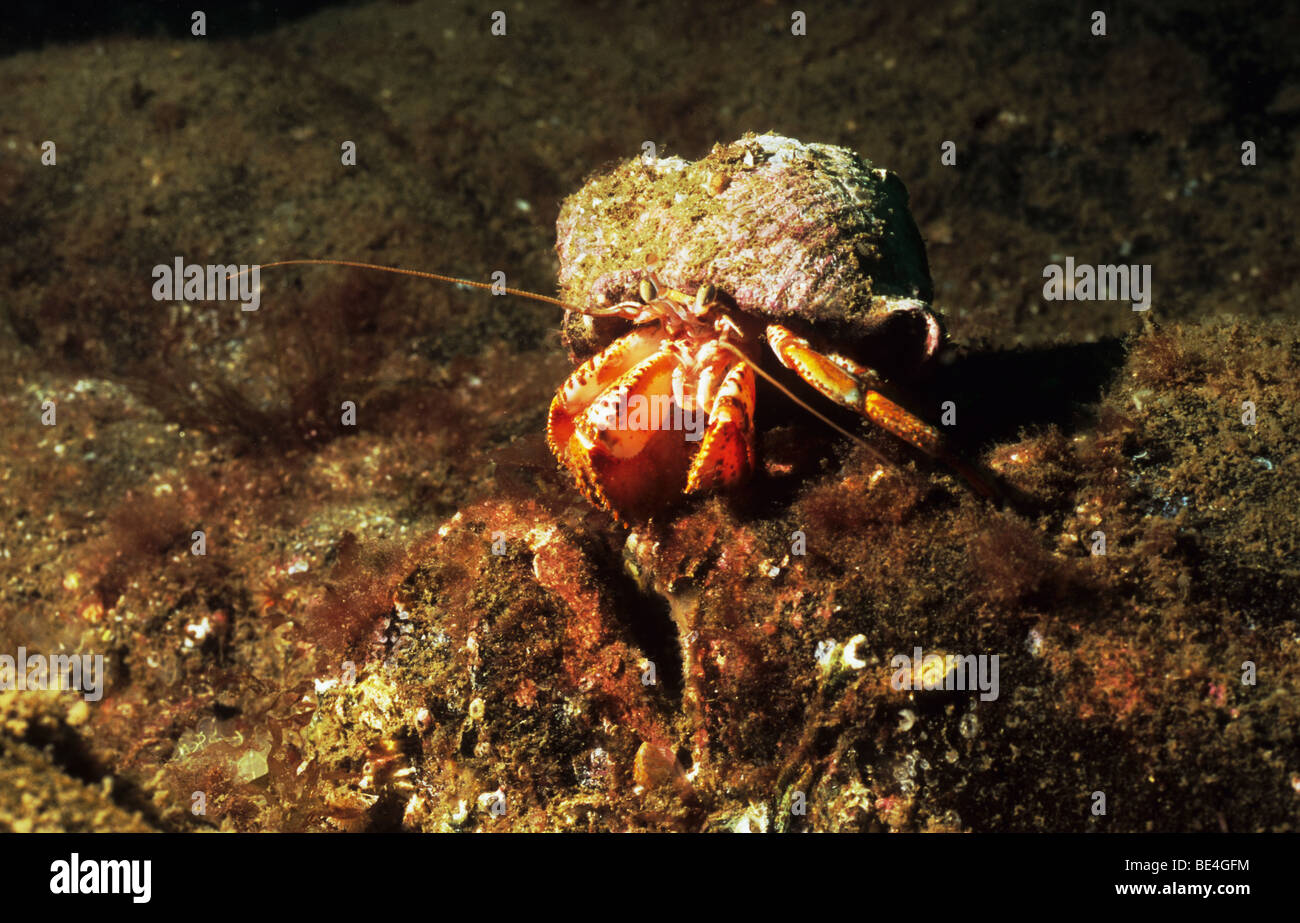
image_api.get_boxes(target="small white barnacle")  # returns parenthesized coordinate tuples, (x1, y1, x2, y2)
(842, 634, 869, 670)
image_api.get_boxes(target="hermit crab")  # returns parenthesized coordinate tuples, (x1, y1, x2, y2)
(258, 133, 994, 521)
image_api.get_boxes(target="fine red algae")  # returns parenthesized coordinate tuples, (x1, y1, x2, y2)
(1, 2, 1298, 836)
(291, 313, 1300, 832)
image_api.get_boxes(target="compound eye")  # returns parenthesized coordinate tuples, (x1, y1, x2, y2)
(639, 278, 659, 304)
(694, 283, 716, 313)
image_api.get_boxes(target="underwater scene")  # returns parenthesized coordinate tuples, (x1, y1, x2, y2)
(0, 0, 1297, 841)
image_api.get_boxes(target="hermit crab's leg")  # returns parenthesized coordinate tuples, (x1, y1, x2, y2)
(766, 324, 938, 449)
(685, 358, 756, 494)
(765, 324, 1000, 500)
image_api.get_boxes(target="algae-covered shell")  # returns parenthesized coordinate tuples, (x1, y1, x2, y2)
(555, 132, 939, 376)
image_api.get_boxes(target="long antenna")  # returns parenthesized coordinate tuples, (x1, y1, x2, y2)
(234, 258, 586, 313)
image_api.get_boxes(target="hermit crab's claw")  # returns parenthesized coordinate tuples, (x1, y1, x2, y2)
(546, 328, 699, 522)
(765, 324, 1001, 501)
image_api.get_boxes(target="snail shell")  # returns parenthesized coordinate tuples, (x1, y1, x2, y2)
(555, 132, 940, 379)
